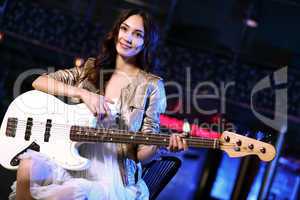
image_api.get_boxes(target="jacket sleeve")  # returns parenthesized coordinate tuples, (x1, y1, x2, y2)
(45, 57, 96, 85)
(141, 78, 167, 134)
(137, 78, 166, 155)
(46, 67, 81, 86)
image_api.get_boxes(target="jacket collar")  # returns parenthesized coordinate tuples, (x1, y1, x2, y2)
(121, 70, 148, 105)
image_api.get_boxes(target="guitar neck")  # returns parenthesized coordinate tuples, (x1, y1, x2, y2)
(70, 126, 220, 149)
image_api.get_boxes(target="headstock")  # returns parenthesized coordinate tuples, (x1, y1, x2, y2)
(219, 131, 276, 162)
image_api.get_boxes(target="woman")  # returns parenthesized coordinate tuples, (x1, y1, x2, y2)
(10, 9, 188, 200)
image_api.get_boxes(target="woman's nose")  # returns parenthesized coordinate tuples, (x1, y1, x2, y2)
(124, 32, 133, 43)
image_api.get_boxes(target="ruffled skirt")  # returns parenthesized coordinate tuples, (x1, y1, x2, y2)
(9, 143, 149, 200)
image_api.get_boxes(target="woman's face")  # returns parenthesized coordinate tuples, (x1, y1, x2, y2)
(116, 14, 145, 58)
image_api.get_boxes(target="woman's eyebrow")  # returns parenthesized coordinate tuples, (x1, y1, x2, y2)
(121, 22, 144, 34)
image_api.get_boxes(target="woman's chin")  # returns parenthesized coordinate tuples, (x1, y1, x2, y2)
(118, 51, 135, 59)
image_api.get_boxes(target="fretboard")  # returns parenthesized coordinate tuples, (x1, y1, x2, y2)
(70, 126, 220, 149)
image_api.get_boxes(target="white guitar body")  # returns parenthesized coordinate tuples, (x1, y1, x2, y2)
(0, 90, 96, 171)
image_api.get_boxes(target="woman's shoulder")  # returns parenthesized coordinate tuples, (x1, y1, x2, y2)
(139, 70, 163, 82)
(138, 70, 165, 94)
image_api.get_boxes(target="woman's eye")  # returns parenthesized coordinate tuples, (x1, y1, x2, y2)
(120, 26, 127, 31)
(135, 32, 143, 38)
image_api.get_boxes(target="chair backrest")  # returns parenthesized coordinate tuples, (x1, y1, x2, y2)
(142, 156, 182, 200)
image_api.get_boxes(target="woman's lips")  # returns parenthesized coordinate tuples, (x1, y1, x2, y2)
(119, 42, 132, 49)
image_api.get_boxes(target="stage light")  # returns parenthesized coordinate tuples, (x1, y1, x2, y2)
(244, 0, 261, 28)
(245, 18, 258, 28)
(75, 57, 84, 67)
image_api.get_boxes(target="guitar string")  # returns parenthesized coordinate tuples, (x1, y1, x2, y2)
(5, 127, 220, 146)
(6, 125, 214, 142)
(3, 129, 256, 150)
(5, 122, 263, 150)
(2, 128, 262, 150)
(6, 121, 213, 138)
(7, 123, 220, 142)
(5, 133, 224, 148)
(6, 119, 222, 140)
(7, 119, 226, 145)
(4, 123, 256, 147)
(4, 109, 269, 151)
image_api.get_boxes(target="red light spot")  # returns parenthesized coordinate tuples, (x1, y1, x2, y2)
(0, 32, 4, 42)
(160, 114, 220, 139)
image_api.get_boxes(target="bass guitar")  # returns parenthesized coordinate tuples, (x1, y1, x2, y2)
(0, 90, 276, 171)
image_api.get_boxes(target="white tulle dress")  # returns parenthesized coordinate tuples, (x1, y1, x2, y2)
(9, 101, 149, 200)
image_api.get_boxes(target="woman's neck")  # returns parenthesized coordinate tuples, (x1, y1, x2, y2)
(115, 55, 140, 76)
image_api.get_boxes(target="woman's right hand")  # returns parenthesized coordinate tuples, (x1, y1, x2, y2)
(78, 89, 114, 116)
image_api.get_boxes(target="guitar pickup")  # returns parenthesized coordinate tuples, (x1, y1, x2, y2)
(44, 119, 52, 142)
(6, 117, 18, 137)
(24, 117, 33, 141)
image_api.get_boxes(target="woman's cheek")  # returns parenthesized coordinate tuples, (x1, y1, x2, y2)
(135, 40, 144, 52)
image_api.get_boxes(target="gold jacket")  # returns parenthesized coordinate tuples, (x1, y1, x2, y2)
(47, 58, 166, 186)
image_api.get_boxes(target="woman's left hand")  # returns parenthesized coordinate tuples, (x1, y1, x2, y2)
(168, 134, 189, 152)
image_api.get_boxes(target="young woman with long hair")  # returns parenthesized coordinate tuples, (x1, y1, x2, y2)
(10, 9, 187, 200)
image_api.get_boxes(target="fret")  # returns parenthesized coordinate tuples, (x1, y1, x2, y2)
(69, 125, 220, 149)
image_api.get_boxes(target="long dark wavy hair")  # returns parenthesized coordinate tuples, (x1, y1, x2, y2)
(83, 9, 160, 90)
